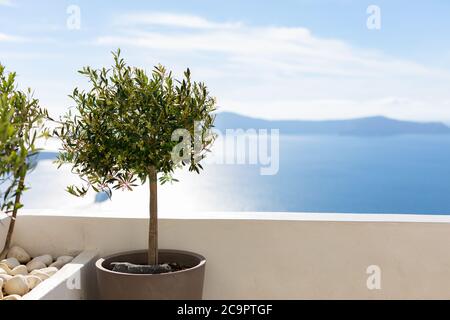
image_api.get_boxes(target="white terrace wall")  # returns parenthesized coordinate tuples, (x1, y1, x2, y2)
(3, 211, 450, 299)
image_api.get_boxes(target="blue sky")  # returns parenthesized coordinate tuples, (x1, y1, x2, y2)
(1, 0, 450, 122)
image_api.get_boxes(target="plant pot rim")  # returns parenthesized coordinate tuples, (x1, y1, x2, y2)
(95, 249, 206, 277)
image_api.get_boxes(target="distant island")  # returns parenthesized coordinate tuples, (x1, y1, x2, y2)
(214, 112, 450, 136)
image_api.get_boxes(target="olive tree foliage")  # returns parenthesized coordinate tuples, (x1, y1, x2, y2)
(54, 50, 216, 265)
(55, 50, 216, 197)
(0, 64, 49, 259)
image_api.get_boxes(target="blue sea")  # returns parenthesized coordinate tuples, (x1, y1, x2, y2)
(22, 134, 450, 215)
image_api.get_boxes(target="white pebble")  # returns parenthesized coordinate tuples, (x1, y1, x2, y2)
(4, 275, 29, 296)
(10, 265, 28, 276)
(7, 246, 31, 264)
(0, 263, 13, 274)
(30, 270, 50, 281)
(25, 275, 42, 290)
(50, 256, 74, 269)
(57, 256, 74, 263)
(49, 261, 65, 269)
(2, 294, 22, 300)
(39, 267, 58, 276)
(31, 254, 53, 267)
(0, 258, 20, 269)
(26, 260, 47, 273)
(0, 274, 13, 282)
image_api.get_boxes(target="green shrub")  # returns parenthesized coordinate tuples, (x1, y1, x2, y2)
(0, 64, 48, 259)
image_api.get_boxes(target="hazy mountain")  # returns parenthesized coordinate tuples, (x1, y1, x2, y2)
(214, 112, 450, 136)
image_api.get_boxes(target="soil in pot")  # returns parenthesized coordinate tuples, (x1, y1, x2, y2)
(110, 261, 190, 274)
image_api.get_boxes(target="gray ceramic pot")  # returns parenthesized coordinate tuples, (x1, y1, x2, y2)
(95, 249, 206, 300)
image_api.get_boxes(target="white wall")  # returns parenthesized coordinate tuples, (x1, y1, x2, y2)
(4, 211, 450, 299)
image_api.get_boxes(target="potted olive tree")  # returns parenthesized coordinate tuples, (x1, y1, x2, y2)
(55, 50, 216, 299)
(0, 63, 48, 260)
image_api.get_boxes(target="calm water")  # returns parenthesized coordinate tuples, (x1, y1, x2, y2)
(23, 135, 450, 215)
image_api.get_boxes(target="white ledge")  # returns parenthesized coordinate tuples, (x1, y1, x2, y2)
(16, 209, 450, 223)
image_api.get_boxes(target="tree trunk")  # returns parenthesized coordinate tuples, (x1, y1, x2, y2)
(148, 166, 158, 265)
(0, 171, 26, 260)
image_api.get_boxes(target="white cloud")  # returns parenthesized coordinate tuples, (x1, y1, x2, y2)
(95, 12, 450, 122)
(98, 15, 445, 78)
(0, 32, 56, 45)
(117, 12, 242, 30)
